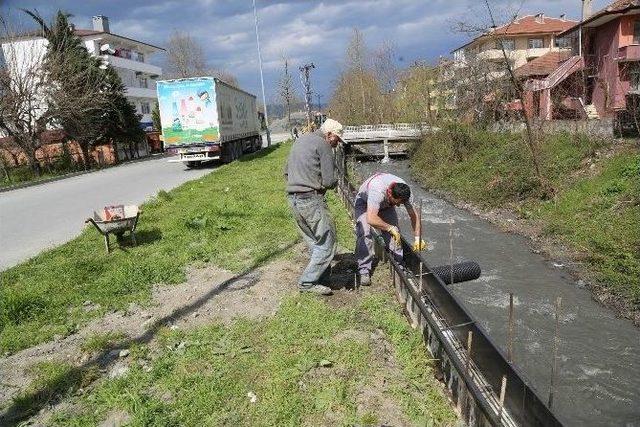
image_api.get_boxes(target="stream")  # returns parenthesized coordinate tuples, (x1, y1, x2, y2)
(353, 159, 640, 426)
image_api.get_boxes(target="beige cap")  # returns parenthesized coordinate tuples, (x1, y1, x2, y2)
(320, 118, 344, 141)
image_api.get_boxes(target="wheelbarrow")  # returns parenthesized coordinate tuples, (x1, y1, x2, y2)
(85, 205, 141, 253)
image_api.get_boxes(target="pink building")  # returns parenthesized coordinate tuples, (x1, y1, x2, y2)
(518, 0, 640, 124)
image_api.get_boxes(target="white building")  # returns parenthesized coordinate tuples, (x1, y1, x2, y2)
(0, 15, 163, 128)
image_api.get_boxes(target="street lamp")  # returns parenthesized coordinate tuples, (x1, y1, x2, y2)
(252, 0, 271, 146)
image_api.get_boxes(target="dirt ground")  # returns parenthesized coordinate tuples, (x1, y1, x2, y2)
(0, 246, 430, 426)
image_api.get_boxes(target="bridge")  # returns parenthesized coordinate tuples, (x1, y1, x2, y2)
(341, 123, 430, 161)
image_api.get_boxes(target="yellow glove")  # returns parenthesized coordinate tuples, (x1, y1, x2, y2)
(412, 236, 427, 251)
(387, 225, 401, 246)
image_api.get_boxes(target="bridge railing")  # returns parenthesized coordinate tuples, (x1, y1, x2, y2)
(342, 122, 430, 142)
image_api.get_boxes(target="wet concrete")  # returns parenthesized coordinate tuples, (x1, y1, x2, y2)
(353, 159, 640, 427)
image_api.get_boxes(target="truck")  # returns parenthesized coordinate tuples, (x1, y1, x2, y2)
(156, 77, 262, 167)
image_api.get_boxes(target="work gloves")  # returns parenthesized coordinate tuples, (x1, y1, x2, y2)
(387, 225, 402, 246)
(413, 236, 427, 252)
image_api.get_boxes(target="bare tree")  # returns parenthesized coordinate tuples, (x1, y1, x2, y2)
(345, 28, 368, 119)
(0, 16, 48, 175)
(277, 56, 298, 130)
(372, 40, 399, 122)
(165, 30, 207, 78)
(165, 30, 239, 86)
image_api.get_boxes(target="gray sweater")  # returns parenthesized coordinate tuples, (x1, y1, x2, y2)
(285, 131, 336, 193)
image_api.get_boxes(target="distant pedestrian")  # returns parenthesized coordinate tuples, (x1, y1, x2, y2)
(285, 119, 344, 295)
(354, 173, 426, 286)
(292, 127, 299, 140)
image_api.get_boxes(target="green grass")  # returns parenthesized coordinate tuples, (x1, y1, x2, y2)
(80, 332, 128, 354)
(0, 146, 302, 353)
(11, 361, 100, 420)
(46, 290, 454, 426)
(411, 125, 640, 305)
(0, 165, 75, 189)
(2, 143, 456, 425)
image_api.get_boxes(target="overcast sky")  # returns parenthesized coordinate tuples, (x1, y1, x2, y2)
(2, 0, 611, 105)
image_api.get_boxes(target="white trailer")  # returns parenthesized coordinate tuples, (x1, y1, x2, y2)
(156, 77, 262, 167)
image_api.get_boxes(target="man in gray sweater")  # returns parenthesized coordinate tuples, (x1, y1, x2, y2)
(285, 119, 344, 295)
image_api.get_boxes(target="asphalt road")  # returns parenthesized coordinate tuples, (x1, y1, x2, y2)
(0, 133, 290, 271)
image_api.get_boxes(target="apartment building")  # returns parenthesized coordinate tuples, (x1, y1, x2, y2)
(516, 0, 640, 125)
(452, 14, 577, 78)
(0, 15, 163, 128)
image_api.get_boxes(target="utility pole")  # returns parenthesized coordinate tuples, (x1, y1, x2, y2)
(299, 62, 315, 128)
(316, 93, 323, 112)
(252, 0, 270, 146)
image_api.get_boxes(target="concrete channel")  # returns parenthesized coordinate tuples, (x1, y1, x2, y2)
(337, 150, 640, 426)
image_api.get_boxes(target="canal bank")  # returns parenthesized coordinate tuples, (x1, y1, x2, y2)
(353, 159, 640, 426)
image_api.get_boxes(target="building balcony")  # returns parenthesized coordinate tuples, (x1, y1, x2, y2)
(105, 55, 162, 76)
(617, 45, 640, 62)
(477, 49, 506, 61)
(477, 49, 521, 63)
(526, 48, 549, 59)
(125, 87, 157, 99)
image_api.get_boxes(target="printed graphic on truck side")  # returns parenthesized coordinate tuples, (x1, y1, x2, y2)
(157, 79, 219, 146)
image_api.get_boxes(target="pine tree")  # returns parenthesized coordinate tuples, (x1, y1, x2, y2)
(25, 10, 142, 168)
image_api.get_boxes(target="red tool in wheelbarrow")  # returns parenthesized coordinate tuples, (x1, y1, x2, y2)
(85, 205, 141, 253)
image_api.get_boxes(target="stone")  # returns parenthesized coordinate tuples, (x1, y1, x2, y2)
(118, 349, 130, 358)
(108, 363, 129, 379)
(318, 359, 333, 367)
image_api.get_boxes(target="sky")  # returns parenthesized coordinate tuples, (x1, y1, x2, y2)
(1, 0, 612, 106)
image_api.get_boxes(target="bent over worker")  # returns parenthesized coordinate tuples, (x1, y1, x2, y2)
(354, 173, 426, 286)
(285, 119, 344, 295)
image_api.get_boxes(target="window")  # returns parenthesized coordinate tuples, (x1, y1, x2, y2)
(137, 52, 144, 62)
(634, 21, 640, 44)
(555, 36, 571, 48)
(495, 39, 515, 51)
(141, 102, 150, 114)
(528, 38, 543, 49)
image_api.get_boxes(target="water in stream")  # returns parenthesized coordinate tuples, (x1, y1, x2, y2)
(353, 159, 640, 426)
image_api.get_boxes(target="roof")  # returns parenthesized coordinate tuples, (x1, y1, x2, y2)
(73, 29, 164, 51)
(1, 28, 163, 51)
(452, 14, 577, 52)
(515, 51, 572, 78)
(559, 0, 640, 36)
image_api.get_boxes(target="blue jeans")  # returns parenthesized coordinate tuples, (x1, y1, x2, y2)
(288, 193, 337, 286)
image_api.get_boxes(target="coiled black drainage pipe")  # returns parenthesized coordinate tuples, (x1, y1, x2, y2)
(432, 261, 482, 285)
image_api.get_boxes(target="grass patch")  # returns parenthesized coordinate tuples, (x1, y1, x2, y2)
(412, 125, 640, 305)
(4, 143, 456, 425)
(11, 361, 99, 420)
(80, 332, 128, 354)
(47, 289, 455, 426)
(0, 146, 301, 353)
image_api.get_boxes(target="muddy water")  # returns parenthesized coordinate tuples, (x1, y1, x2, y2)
(353, 160, 640, 426)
